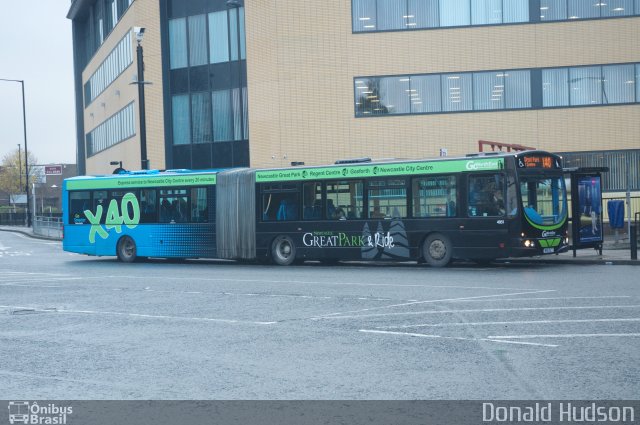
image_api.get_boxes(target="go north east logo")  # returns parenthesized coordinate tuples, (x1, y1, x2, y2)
(7, 402, 73, 425)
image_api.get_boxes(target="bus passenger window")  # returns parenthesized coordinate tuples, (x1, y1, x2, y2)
(92, 190, 108, 223)
(326, 180, 363, 220)
(69, 191, 90, 224)
(368, 179, 407, 219)
(302, 182, 322, 220)
(190, 188, 208, 223)
(140, 189, 157, 223)
(468, 174, 505, 217)
(159, 189, 188, 223)
(412, 176, 456, 218)
(261, 184, 300, 221)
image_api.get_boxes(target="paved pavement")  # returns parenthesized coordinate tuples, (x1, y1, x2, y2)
(1, 225, 637, 265)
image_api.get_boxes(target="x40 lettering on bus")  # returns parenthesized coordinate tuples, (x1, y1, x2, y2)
(84, 193, 140, 243)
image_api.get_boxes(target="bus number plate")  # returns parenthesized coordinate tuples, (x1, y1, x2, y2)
(543, 248, 554, 254)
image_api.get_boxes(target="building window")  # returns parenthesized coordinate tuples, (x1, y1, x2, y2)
(542, 68, 569, 107)
(540, 0, 567, 20)
(353, 0, 637, 32)
(440, 0, 470, 26)
(352, 0, 377, 31)
(442, 73, 472, 112)
(473, 71, 505, 110)
(356, 63, 637, 117)
(85, 103, 135, 157)
(212, 90, 233, 142)
(603, 64, 635, 104)
(471, 0, 503, 25)
(229, 7, 247, 61)
(410, 74, 441, 113)
(84, 32, 133, 106)
(188, 15, 208, 67)
(409, 0, 439, 28)
(191, 92, 212, 144)
(169, 18, 188, 69)
(172, 95, 191, 145)
(505, 70, 532, 108)
(209, 11, 229, 64)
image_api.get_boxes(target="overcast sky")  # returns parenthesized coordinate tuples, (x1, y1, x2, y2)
(0, 0, 76, 166)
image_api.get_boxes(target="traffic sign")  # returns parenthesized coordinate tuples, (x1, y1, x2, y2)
(45, 165, 62, 175)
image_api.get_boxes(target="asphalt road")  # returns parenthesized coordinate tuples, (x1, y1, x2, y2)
(1, 230, 639, 399)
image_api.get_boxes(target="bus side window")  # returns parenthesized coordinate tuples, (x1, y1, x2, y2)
(412, 175, 456, 218)
(140, 189, 157, 223)
(468, 174, 505, 217)
(368, 178, 407, 219)
(190, 188, 207, 223)
(302, 182, 322, 220)
(69, 191, 90, 224)
(326, 180, 363, 220)
(261, 184, 300, 221)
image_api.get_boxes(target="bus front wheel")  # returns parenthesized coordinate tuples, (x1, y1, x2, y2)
(422, 233, 452, 267)
(117, 236, 137, 263)
(271, 236, 296, 266)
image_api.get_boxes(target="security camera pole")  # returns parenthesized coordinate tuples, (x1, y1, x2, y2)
(133, 27, 149, 170)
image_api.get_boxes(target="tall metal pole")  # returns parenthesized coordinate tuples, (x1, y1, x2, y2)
(626, 155, 631, 239)
(136, 42, 148, 170)
(19, 81, 30, 227)
(0, 78, 30, 226)
(17, 144, 22, 190)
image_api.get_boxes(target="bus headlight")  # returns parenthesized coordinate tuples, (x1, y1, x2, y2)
(524, 240, 533, 248)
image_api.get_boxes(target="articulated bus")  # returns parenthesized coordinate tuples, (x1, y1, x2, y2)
(63, 151, 568, 266)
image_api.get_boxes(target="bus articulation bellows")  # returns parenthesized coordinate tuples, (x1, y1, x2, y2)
(63, 151, 569, 266)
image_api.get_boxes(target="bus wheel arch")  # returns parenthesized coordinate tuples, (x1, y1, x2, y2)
(421, 232, 453, 267)
(270, 235, 297, 266)
(116, 235, 137, 263)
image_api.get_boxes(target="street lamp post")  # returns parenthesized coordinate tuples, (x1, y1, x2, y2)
(1, 78, 31, 227)
(131, 27, 149, 170)
(17, 144, 22, 190)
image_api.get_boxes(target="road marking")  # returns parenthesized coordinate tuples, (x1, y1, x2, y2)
(98, 275, 543, 291)
(327, 304, 640, 321)
(442, 296, 633, 303)
(378, 318, 640, 329)
(358, 329, 558, 347)
(488, 333, 640, 339)
(0, 283, 64, 288)
(311, 290, 557, 320)
(0, 305, 277, 326)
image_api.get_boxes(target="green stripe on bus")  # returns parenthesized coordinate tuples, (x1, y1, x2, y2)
(524, 214, 567, 231)
(66, 174, 217, 191)
(255, 158, 504, 183)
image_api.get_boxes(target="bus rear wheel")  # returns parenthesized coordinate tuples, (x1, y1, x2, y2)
(117, 236, 137, 263)
(271, 235, 296, 266)
(422, 233, 452, 267)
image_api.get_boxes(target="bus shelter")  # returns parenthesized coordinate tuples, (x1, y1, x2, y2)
(564, 167, 609, 256)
